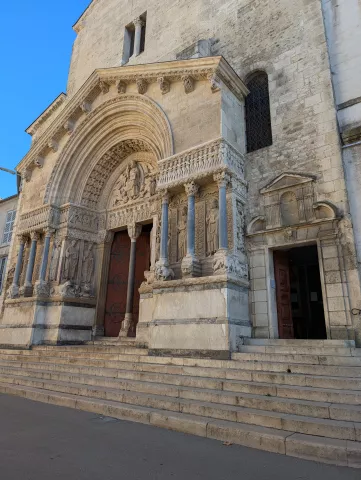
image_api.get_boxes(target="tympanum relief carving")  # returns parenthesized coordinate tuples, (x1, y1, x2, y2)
(112, 160, 157, 207)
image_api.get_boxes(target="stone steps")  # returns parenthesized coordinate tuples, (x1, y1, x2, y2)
(232, 352, 361, 367)
(3, 361, 361, 407)
(0, 344, 360, 467)
(0, 355, 360, 392)
(31, 345, 149, 356)
(237, 345, 359, 356)
(243, 339, 356, 347)
(2, 381, 360, 467)
(0, 369, 361, 442)
(1, 350, 361, 378)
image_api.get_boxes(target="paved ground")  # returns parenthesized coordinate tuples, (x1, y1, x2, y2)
(0, 393, 359, 480)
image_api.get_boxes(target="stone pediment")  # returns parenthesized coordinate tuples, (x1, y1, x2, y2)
(260, 173, 316, 194)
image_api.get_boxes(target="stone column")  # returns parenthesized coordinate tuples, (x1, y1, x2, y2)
(133, 17, 145, 56)
(216, 172, 230, 251)
(119, 224, 142, 337)
(213, 172, 231, 275)
(181, 181, 201, 277)
(160, 192, 169, 262)
(34, 228, 54, 297)
(155, 191, 174, 281)
(8, 235, 27, 298)
(23, 231, 40, 297)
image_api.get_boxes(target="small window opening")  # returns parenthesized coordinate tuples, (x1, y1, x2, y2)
(245, 71, 273, 153)
(122, 13, 147, 65)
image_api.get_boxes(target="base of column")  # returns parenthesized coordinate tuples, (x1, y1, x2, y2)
(181, 254, 202, 278)
(119, 313, 132, 337)
(213, 249, 248, 279)
(155, 259, 174, 281)
(34, 281, 50, 298)
(7, 284, 20, 299)
(21, 284, 34, 298)
(92, 326, 105, 338)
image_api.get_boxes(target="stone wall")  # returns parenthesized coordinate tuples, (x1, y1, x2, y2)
(321, 0, 361, 133)
(0, 196, 18, 311)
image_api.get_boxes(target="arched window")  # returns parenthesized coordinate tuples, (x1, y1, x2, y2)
(245, 72, 272, 153)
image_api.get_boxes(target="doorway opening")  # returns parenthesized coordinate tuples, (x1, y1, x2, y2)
(104, 225, 151, 337)
(273, 245, 326, 340)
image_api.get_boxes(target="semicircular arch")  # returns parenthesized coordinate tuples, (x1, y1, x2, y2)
(45, 94, 174, 206)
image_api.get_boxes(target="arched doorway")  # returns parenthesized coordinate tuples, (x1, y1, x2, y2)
(42, 94, 173, 340)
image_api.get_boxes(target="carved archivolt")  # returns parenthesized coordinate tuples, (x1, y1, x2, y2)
(44, 95, 174, 206)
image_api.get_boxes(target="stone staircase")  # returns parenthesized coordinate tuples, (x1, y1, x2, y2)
(0, 339, 360, 467)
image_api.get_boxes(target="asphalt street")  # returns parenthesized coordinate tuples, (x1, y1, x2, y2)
(0, 393, 358, 480)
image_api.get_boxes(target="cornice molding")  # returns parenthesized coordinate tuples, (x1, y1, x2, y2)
(26, 93, 67, 137)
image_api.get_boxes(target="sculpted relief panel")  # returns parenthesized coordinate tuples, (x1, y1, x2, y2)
(111, 160, 157, 208)
(206, 199, 219, 256)
(82, 140, 150, 210)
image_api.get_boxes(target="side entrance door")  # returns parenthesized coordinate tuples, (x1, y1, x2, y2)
(274, 251, 294, 339)
(104, 231, 130, 337)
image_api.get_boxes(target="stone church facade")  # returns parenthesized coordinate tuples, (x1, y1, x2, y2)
(1, 0, 361, 352)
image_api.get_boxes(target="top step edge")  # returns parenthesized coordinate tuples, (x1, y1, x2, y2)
(244, 339, 356, 347)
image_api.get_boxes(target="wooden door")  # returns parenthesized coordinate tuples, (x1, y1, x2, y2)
(129, 231, 151, 337)
(104, 231, 130, 337)
(274, 251, 294, 339)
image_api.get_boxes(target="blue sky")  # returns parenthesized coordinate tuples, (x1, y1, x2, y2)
(0, 1, 90, 199)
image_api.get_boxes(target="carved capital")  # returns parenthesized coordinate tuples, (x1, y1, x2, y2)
(184, 181, 199, 197)
(30, 231, 41, 242)
(182, 75, 195, 94)
(160, 189, 170, 204)
(136, 78, 148, 95)
(127, 223, 142, 241)
(157, 76, 170, 95)
(17, 234, 28, 245)
(133, 17, 145, 28)
(44, 227, 55, 238)
(48, 139, 58, 153)
(99, 80, 110, 94)
(117, 81, 127, 94)
(214, 171, 231, 188)
(34, 157, 44, 169)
